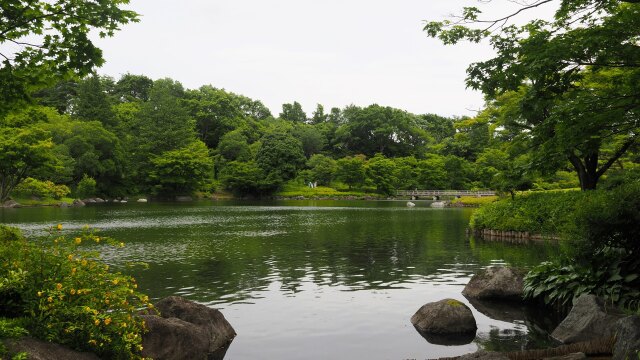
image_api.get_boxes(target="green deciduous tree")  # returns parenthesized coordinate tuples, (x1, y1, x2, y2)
(218, 130, 251, 161)
(292, 125, 326, 158)
(219, 161, 273, 197)
(279, 102, 307, 123)
(132, 78, 196, 157)
(366, 154, 397, 195)
(148, 141, 214, 196)
(255, 133, 306, 185)
(336, 155, 366, 189)
(307, 154, 337, 186)
(336, 105, 430, 158)
(72, 75, 115, 127)
(0, 0, 138, 116)
(425, 1, 640, 189)
(311, 104, 328, 124)
(0, 127, 58, 202)
(113, 74, 153, 103)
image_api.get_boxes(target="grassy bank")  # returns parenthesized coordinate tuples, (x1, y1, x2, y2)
(450, 195, 498, 207)
(274, 183, 383, 199)
(469, 190, 584, 235)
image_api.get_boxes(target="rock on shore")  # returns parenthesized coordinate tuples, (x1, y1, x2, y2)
(551, 294, 623, 344)
(141, 296, 236, 360)
(462, 266, 525, 300)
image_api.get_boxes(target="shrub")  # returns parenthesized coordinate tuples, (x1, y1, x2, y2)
(522, 184, 640, 310)
(469, 190, 584, 234)
(0, 225, 151, 359)
(75, 175, 97, 199)
(13, 178, 70, 200)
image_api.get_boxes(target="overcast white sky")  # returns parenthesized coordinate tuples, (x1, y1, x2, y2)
(93, 0, 555, 118)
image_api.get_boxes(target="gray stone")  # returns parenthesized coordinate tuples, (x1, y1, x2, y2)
(2, 337, 99, 360)
(141, 296, 236, 360)
(72, 199, 85, 207)
(58, 202, 70, 208)
(137, 198, 148, 203)
(543, 353, 586, 360)
(462, 266, 525, 300)
(94, 198, 105, 203)
(82, 198, 96, 203)
(613, 315, 640, 360)
(551, 294, 624, 344)
(411, 298, 477, 335)
(175, 196, 193, 202)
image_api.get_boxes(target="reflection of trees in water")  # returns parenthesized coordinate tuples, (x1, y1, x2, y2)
(125, 207, 553, 306)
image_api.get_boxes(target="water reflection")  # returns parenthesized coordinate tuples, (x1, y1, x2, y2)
(1, 200, 559, 359)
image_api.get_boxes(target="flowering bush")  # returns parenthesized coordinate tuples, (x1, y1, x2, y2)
(0, 225, 152, 359)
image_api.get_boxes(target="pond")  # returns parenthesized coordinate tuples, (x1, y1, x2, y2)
(1, 200, 560, 359)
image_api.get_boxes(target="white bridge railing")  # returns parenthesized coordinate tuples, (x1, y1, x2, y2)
(395, 190, 496, 197)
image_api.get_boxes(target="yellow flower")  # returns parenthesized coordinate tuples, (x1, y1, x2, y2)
(133, 283, 138, 289)
(70, 289, 76, 295)
(95, 237, 100, 243)
(104, 318, 112, 325)
(94, 319, 100, 326)
(88, 339, 97, 346)
(56, 283, 63, 290)
(112, 279, 119, 285)
(71, 268, 77, 275)
(47, 297, 53, 303)
(56, 224, 62, 231)
(67, 254, 74, 261)
(121, 322, 127, 328)
(74, 237, 82, 245)
(81, 259, 88, 266)
(84, 306, 91, 312)
(104, 299, 110, 304)
(37, 291, 43, 297)
(119, 242, 125, 248)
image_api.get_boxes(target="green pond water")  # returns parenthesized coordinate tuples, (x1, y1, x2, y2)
(1, 200, 560, 359)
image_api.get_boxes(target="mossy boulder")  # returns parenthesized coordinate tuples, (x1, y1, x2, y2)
(411, 298, 477, 336)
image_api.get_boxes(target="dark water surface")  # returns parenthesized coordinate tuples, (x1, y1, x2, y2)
(1, 200, 559, 359)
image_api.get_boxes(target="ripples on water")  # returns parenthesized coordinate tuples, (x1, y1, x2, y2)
(1, 201, 559, 359)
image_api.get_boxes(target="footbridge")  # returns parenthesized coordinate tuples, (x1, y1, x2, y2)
(396, 190, 496, 198)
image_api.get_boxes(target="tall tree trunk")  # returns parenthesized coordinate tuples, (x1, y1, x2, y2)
(568, 152, 599, 190)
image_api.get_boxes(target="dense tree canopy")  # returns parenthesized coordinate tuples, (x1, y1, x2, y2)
(425, 0, 640, 189)
(0, 0, 138, 116)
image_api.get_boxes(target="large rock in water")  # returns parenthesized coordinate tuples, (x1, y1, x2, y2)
(462, 266, 525, 300)
(1, 337, 99, 360)
(411, 298, 477, 335)
(551, 294, 623, 344)
(141, 296, 236, 360)
(613, 315, 640, 360)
